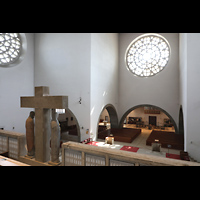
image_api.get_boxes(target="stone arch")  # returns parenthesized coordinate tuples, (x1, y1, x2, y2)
(119, 104, 178, 134)
(96, 104, 118, 137)
(60, 108, 81, 142)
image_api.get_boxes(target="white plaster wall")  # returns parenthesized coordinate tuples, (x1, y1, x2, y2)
(34, 33, 91, 141)
(34, 33, 118, 141)
(185, 33, 200, 161)
(119, 33, 179, 128)
(0, 33, 34, 133)
(90, 33, 119, 140)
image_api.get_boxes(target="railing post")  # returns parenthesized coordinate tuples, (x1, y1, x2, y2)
(105, 155, 109, 166)
(135, 162, 140, 166)
(82, 152, 85, 166)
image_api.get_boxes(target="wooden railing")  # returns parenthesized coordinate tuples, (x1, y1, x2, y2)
(62, 141, 200, 166)
(1, 129, 199, 166)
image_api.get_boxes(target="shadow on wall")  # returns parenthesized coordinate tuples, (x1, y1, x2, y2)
(179, 105, 184, 135)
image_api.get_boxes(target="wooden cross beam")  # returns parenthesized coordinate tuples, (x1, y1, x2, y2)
(21, 86, 68, 163)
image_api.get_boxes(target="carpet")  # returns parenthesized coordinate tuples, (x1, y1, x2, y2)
(86, 142, 139, 153)
(86, 142, 182, 160)
(166, 153, 180, 160)
(120, 146, 139, 153)
(86, 141, 99, 146)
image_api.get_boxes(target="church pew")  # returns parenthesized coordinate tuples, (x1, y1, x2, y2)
(98, 128, 141, 143)
(146, 130, 184, 150)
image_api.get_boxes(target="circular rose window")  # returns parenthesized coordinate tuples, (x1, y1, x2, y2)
(0, 33, 21, 66)
(125, 33, 170, 77)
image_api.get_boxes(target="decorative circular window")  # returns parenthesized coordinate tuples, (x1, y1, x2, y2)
(125, 33, 170, 77)
(0, 33, 21, 66)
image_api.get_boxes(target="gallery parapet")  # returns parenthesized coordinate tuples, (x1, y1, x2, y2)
(62, 141, 200, 166)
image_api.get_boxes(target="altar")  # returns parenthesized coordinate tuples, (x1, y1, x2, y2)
(86, 141, 123, 149)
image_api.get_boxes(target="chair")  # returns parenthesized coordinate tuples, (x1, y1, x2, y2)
(152, 142, 161, 152)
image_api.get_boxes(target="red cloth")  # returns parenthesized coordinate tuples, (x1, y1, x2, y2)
(166, 153, 180, 160)
(120, 146, 139, 152)
(86, 141, 98, 146)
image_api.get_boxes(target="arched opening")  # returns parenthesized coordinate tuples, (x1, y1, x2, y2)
(97, 104, 118, 140)
(119, 104, 178, 134)
(116, 104, 184, 152)
(179, 105, 184, 135)
(58, 108, 81, 143)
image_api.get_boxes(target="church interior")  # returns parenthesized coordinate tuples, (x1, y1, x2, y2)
(0, 33, 200, 166)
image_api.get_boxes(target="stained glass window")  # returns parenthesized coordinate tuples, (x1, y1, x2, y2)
(125, 33, 170, 77)
(0, 33, 21, 66)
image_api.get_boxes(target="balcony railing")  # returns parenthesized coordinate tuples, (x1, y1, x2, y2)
(0, 129, 26, 160)
(62, 141, 200, 166)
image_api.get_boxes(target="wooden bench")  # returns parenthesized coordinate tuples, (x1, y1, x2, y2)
(146, 130, 184, 150)
(98, 128, 141, 143)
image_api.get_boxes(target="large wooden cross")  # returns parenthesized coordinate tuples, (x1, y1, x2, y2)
(20, 86, 68, 163)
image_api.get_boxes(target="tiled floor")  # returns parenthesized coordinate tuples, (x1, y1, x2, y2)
(97, 124, 181, 159)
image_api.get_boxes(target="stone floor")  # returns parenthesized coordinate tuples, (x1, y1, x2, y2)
(60, 124, 188, 163)
(97, 124, 181, 159)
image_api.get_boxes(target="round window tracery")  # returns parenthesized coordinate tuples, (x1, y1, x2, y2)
(0, 33, 21, 66)
(125, 33, 170, 77)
